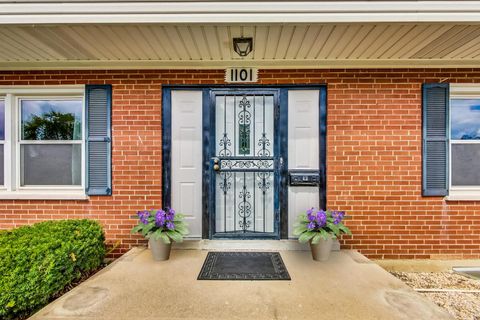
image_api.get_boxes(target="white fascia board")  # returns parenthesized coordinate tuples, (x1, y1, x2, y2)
(4, 13, 480, 24)
(1, 58, 480, 70)
(2, 1, 480, 24)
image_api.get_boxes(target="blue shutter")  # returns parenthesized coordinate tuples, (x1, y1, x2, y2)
(422, 83, 449, 196)
(86, 85, 112, 195)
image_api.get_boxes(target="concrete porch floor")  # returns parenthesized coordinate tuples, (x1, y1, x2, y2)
(30, 248, 452, 320)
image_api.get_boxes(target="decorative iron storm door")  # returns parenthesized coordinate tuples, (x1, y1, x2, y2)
(209, 90, 280, 238)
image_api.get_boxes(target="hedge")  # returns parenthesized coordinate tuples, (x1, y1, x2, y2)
(0, 219, 105, 319)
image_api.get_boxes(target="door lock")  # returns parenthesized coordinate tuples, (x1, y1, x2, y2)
(212, 157, 220, 171)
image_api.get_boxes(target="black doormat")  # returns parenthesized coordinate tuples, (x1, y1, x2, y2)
(197, 252, 291, 280)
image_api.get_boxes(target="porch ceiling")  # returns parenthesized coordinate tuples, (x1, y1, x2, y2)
(1, 23, 480, 69)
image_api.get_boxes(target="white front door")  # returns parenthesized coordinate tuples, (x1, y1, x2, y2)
(287, 90, 320, 237)
(171, 90, 203, 237)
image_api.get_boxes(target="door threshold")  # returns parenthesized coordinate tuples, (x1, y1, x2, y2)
(173, 239, 340, 251)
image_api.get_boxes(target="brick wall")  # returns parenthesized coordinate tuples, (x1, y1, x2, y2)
(0, 69, 479, 259)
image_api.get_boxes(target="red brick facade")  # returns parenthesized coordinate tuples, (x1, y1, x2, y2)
(1, 68, 479, 259)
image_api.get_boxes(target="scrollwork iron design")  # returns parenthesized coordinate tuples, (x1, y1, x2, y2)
(238, 96, 252, 155)
(257, 172, 272, 193)
(257, 133, 271, 157)
(219, 172, 232, 194)
(215, 93, 275, 234)
(238, 182, 252, 231)
(219, 159, 273, 171)
(238, 96, 252, 125)
(219, 133, 232, 157)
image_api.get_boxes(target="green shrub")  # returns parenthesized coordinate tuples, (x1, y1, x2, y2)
(0, 219, 105, 319)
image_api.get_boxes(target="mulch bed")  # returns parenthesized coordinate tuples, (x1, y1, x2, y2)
(391, 271, 480, 320)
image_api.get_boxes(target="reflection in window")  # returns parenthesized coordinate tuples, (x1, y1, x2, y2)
(451, 98, 480, 187)
(21, 100, 82, 140)
(451, 99, 480, 140)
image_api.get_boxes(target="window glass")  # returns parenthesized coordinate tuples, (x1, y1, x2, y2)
(0, 100, 4, 140)
(451, 99, 480, 140)
(0, 100, 4, 185)
(452, 144, 480, 186)
(0, 146, 3, 185)
(21, 100, 82, 140)
(20, 144, 81, 186)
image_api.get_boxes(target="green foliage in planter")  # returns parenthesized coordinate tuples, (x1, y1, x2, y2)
(294, 208, 351, 244)
(132, 208, 189, 244)
(0, 219, 106, 319)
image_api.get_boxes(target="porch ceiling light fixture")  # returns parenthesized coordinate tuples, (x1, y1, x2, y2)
(233, 37, 253, 57)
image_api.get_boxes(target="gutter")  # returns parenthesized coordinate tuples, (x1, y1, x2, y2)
(2, 1, 480, 24)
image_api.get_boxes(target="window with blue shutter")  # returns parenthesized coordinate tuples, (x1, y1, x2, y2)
(86, 85, 112, 196)
(449, 86, 480, 197)
(422, 83, 449, 196)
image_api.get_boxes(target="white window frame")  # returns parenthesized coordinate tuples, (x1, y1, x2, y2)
(0, 86, 88, 200)
(448, 84, 480, 200)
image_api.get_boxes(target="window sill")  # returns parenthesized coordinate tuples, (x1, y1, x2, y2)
(444, 192, 480, 201)
(0, 192, 89, 200)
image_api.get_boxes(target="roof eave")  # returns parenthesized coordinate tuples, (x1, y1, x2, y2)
(1, 58, 480, 70)
(2, 1, 480, 24)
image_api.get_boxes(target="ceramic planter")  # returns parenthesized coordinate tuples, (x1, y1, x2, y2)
(149, 238, 172, 261)
(310, 237, 333, 261)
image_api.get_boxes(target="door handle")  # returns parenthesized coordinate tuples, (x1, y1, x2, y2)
(212, 157, 220, 171)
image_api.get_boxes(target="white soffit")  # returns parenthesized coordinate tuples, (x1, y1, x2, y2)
(2, 1, 480, 69)
(2, 1, 480, 24)
(1, 23, 480, 69)
(0, 23, 480, 70)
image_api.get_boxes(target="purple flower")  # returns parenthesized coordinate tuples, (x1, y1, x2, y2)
(306, 208, 316, 222)
(315, 210, 327, 227)
(307, 221, 316, 230)
(332, 210, 345, 225)
(155, 210, 166, 227)
(166, 208, 175, 221)
(137, 210, 150, 224)
(166, 221, 175, 230)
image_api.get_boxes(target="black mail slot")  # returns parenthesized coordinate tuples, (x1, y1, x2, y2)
(289, 170, 320, 186)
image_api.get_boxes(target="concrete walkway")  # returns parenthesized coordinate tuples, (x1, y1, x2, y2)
(31, 248, 453, 320)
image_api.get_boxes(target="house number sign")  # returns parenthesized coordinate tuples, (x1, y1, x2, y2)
(225, 68, 258, 83)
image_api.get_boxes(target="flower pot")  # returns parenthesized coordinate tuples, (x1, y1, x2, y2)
(148, 238, 172, 261)
(310, 237, 333, 261)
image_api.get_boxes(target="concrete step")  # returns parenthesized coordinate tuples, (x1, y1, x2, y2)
(173, 239, 341, 251)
